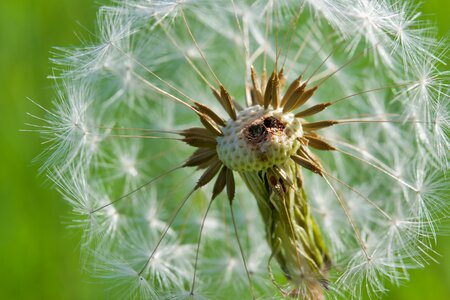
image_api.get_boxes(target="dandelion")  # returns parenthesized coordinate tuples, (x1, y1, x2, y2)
(31, 0, 449, 299)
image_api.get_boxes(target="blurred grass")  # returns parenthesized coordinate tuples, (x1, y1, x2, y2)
(0, 0, 447, 299)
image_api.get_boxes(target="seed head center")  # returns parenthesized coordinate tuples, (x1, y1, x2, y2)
(217, 105, 303, 172)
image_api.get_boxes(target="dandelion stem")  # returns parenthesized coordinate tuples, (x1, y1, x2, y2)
(305, 39, 344, 85)
(279, 179, 304, 273)
(95, 125, 179, 135)
(262, 5, 270, 76)
(91, 165, 182, 214)
(180, 9, 223, 87)
(138, 187, 197, 276)
(300, 33, 334, 79)
(334, 147, 419, 192)
(111, 43, 201, 105)
(229, 202, 256, 300)
(335, 118, 425, 124)
(323, 171, 392, 220)
(322, 176, 370, 261)
(230, 0, 252, 107)
(190, 198, 214, 295)
(159, 24, 216, 90)
(280, 1, 306, 71)
(316, 44, 374, 87)
(105, 134, 181, 141)
(286, 21, 319, 76)
(132, 71, 198, 113)
(325, 137, 397, 174)
(330, 82, 416, 105)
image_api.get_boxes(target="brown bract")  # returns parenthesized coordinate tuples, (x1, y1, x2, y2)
(178, 66, 337, 203)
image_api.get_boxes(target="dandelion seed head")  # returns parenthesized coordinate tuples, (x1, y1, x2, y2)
(33, 0, 449, 298)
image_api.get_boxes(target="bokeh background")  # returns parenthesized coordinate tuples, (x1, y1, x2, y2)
(0, 0, 448, 299)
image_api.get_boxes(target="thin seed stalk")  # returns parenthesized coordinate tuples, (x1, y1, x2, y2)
(240, 161, 330, 299)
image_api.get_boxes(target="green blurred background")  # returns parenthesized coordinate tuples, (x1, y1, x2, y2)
(0, 0, 448, 299)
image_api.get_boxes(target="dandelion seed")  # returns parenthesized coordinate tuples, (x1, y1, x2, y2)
(32, 0, 449, 299)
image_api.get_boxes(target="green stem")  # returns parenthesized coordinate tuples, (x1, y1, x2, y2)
(240, 161, 330, 299)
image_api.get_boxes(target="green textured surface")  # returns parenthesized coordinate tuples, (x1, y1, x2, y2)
(0, 0, 448, 299)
